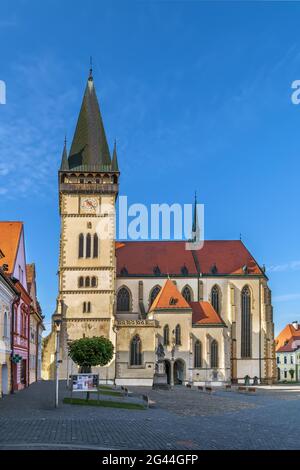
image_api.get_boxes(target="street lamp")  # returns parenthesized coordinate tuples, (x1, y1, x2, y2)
(54, 318, 62, 408)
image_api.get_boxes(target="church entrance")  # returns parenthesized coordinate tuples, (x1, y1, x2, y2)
(164, 360, 171, 385)
(174, 359, 185, 385)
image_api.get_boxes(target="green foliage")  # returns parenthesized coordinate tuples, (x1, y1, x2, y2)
(63, 397, 145, 410)
(289, 368, 295, 379)
(68, 336, 114, 368)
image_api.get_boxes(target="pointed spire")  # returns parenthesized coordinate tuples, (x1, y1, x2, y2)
(68, 68, 112, 171)
(192, 191, 200, 242)
(89, 56, 93, 81)
(60, 136, 69, 170)
(111, 139, 119, 172)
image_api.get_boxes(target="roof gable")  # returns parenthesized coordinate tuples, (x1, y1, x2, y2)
(0, 222, 23, 275)
(191, 301, 225, 325)
(149, 279, 191, 311)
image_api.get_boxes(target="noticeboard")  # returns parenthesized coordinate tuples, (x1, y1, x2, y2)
(71, 373, 99, 392)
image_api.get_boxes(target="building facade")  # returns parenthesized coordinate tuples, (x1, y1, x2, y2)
(27, 264, 44, 384)
(0, 266, 18, 397)
(276, 321, 300, 382)
(42, 71, 276, 386)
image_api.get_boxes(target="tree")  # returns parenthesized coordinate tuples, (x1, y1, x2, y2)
(68, 336, 114, 373)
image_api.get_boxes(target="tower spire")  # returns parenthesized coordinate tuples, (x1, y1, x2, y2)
(60, 137, 69, 170)
(68, 68, 112, 170)
(111, 139, 119, 172)
(89, 56, 93, 81)
(192, 191, 200, 242)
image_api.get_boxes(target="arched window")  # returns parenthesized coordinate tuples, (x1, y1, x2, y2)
(3, 312, 8, 338)
(175, 324, 181, 346)
(241, 286, 251, 358)
(83, 302, 86, 313)
(130, 335, 142, 366)
(149, 285, 161, 307)
(182, 285, 192, 303)
(163, 325, 169, 346)
(194, 340, 202, 368)
(79, 234, 84, 258)
(211, 340, 218, 368)
(91, 276, 97, 287)
(87, 302, 91, 313)
(211, 285, 221, 314)
(93, 233, 98, 258)
(117, 287, 130, 311)
(85, 277, 90, 288)
(86, 233, 91, 258)
(79, 276, 84, 288)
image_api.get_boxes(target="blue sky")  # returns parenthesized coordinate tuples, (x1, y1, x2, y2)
(0, 0, 300, 335)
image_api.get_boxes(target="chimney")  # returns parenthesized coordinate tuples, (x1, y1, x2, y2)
(292, 321, 298, 330)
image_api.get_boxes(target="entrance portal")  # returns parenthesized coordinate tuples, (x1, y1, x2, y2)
(174, 359, 185, 385)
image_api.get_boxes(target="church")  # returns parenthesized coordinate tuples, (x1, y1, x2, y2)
(42, 69, 276, 386)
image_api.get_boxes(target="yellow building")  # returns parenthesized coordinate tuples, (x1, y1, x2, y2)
(42, 70, 276, 386)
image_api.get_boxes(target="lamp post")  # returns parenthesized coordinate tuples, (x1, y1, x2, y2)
(54, 318, 62, 408)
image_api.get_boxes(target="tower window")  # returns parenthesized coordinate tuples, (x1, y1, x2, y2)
(83, 302, 86, 313)
(91, 276, 97, 287)
(87, 302, 91, 313)
(78, 276, 84, 288)
(79, 234, 84, 258)
(86, 233, 91, 258)
(85, 277, 90, 288)
(93, 233, 99, 258)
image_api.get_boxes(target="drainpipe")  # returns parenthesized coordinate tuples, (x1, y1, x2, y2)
(10, 293, 20, 394)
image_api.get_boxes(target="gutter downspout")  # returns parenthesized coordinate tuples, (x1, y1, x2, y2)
(11, 293, 20, 394)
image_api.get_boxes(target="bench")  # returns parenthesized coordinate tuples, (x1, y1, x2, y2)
(238, 386, 247, 392)
(225, 384, 232, 391)
(198, 386, 203, 391)
(186, 383, 192, 389)
(248, 387, 256, 393)
(205, 386, 213, 394)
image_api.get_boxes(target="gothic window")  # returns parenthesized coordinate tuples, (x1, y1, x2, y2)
(149, 285, 161, 307)
(93, 233, 98, 258)
(194, 340, 202, 368)
(163, 325, 169, 346)
(175, 324, 181, 346)
(78, 276, 84, 288)
(79, 234, 84, 258)
(211, 340, 218, 368)
(85, 277, 90, 288)
(91, 276, 97, 287)
(182, 285, 192, 303)
(3, 312, 8, 338)
(211, 285, 221, 314)
(86, 233, 91, 258)
(117, 287, 130, 311)
(241, 285, 251, 358)
(130, 335, 142, 366)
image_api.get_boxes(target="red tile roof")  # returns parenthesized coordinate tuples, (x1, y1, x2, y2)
(190, 301, 225, 325)
(275, 323, 300, 351)
(0, 222, 23, 275)
(277, 336, 300, 353)
(149, 279, 191, 311)
(116, 240, 263, 276)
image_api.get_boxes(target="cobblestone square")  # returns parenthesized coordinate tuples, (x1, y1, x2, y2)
(0, 381, 300, 450)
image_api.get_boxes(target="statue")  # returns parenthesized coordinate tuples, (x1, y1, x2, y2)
(152, 342, 169, 390)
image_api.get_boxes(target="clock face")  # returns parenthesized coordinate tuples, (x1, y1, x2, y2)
(80, 197, 98, 213)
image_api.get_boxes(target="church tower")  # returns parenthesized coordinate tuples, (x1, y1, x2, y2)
(53, 68, 119, 379)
